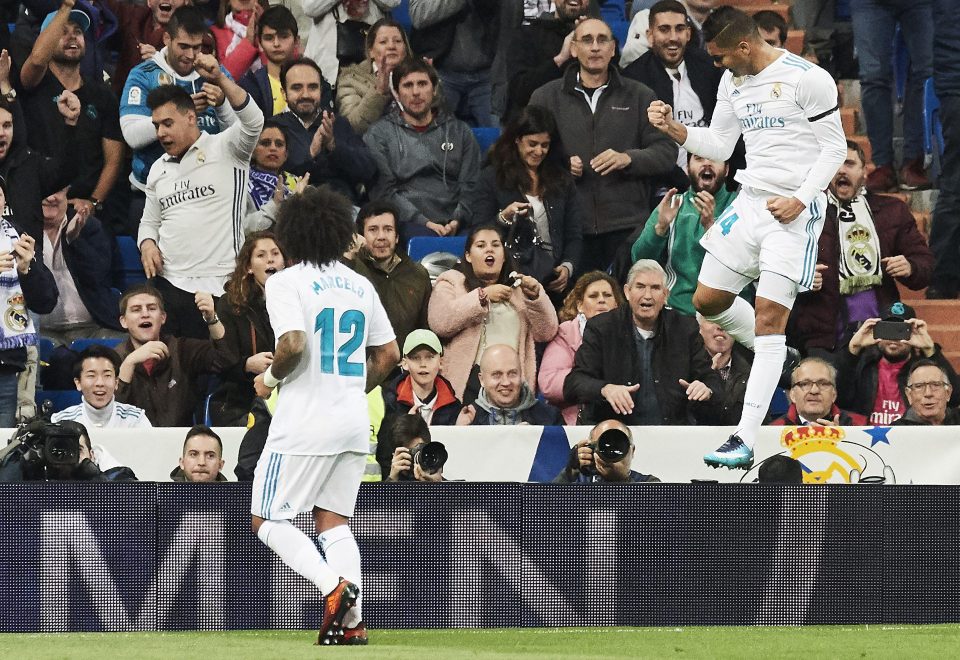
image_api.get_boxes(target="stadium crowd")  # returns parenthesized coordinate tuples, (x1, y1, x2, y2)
(0, 0, 954, 483)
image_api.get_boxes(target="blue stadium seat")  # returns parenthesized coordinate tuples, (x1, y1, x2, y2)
(924, 77, 943, 159)
(70, 338, 124, 354)
(599, 0, 626, 23)
(769, 386, 789, 418)
(471, 127, 500, 155)
(35, 389, 82, 414)
(408, 236, 467, 261)
(116, 236, 147, 290)
(610, 20, 631, 53)
(392, 0, 412, 32)
(37, 337, 55, 367)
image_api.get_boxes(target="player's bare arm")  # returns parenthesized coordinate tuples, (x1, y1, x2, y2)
(647, 100, 689, 145)
(254, 330, 305, 397)
(365, 340, 400, 393)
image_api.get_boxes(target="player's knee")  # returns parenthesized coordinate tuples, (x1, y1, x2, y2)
(251, 516, 265, 535)
(692, 289, 728, 317)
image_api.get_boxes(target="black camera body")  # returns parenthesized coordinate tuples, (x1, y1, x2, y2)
(0, 420, 83, 481)
(408, 441, 448, 475)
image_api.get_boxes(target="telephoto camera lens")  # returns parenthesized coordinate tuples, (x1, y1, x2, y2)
(414, 441, 448, 473)
(595, 428, 630, 463)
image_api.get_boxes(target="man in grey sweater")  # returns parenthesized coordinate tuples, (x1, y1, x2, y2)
(530, 17, 677, 273)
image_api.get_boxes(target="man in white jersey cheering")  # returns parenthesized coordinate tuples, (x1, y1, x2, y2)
(647, 7, 846, 469)
(251, 186, 399, 645)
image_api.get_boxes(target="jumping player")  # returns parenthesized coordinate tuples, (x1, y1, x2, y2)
(251, 186, 399, 644)
(647, 7, 846, 469)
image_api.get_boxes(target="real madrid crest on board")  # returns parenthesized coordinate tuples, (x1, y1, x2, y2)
(771, 83, 782, 99)
(158, 72, 174, 86)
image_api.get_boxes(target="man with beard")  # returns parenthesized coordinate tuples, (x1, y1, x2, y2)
(271, 58, 376, 205)
(106, 0, 190, 95)
(837, 302, 958, 426)
(19, 3, 124, 219)
(630, 154, 735, 316)
(790, 140, 933, 357)
(364, 58, 481, 242)
(504, 0, 594, 123)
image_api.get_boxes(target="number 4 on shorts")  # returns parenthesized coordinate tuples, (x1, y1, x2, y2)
(717, 209, 739, 236)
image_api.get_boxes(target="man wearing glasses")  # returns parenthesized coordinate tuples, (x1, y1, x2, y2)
(895, 361, 960, 426)
(530, 18, 677, 273)
(772, 357, 866, 426)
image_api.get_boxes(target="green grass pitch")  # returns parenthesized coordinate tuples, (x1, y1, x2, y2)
(5, 626, 960, 659)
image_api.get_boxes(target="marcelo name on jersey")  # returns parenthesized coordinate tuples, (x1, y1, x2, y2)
(159, 179, 216, 211)
(312, 275, 367, 298)
(739, 102, 786, 130)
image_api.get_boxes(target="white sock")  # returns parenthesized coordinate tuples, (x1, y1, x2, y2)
(319, 524, 363, 628)
(257, 519, 341, 595)
(705, 297, 756, 350)
(735, 334, 786, 449)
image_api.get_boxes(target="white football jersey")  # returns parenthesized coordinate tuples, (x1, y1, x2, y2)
(264, 261, 395, 455)
(684, 51, 845, 204)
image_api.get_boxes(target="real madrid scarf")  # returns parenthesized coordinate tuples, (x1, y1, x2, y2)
(248, 168, 296, 210)
(0, 222, 37, 351)
(829, 190, 883, 295)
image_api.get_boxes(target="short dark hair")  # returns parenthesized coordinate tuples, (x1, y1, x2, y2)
(758, 455, 803, 484)
(649, 0, 688, 26)
(753, 9, 788, 46)
(119, 283, 165, 315)
(356, 199, 400, 233)
(261, 118, 290, 145)
(276, 185, 356, 267)
(845, 139, 866, 167)
(280, 57, 324, 90)
(59, 420, 92, 454)
(391, 58, 439, 95)
(702, 6, 759, 48)
(258, 5, 299, 39)
(73, 345, 123, 381)
(376, 413, 430, 477)
(147, 84, 195, 113)
(184, 424, 223, 455)
(166, 6, 208, 38)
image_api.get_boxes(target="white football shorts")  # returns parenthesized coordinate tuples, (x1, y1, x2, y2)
(251, 450, 367, 520)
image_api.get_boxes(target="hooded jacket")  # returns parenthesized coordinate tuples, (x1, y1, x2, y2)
(471, 382, 564, 426)
(364, 107, 482, 227)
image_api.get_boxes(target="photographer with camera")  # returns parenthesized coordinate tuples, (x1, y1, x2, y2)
(379, 414, 448, 483)
(553, 420, 660, 484)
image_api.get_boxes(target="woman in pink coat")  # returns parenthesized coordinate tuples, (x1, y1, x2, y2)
(538, 271, 624, 425)
(428, 225, 559, 403)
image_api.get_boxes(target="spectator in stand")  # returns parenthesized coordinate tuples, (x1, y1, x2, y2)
(699, 318, 753, 426)
(837, 303, 959, 425)
(210, 0, 270, 81)
(380, 413, 444, 482)
(171, 424, 228, 481)
(630, 155, 736, 316)
(539, 271, 623, 425)
(851, 0, 932, 192)
(38, 187, 124, 346)
(121, 7, 239, 235)
(772, 356, 867, 426)
(352, 200, 431, 352)
(457, 344, 564, 425)
(474, 105, 584, 291)
(245, 120, 299, 230)
(563, 259, 721, 425)
(302, 0, 400, 88)
(105, 0, 189, 96)
(115, 284, 224, 427)
(238, 5, 301, 118)
(273, 58, 376, 205)
(0, 175, 57, 427)
(381, 329, 462, 425)
(335, 18, 410, 136)
(753, 9, 787, 48)
(409, 0, 500, 127)
(52, 345, 152, 428)
(895, 360, 960, 426)
(621, 0, 709, 69)
(19, 4, 124, 220)
(207, 231, 284, 426)
(926, 0, 960, 300)
(428, 225, 558, 403)
(504, 0, 592, 123)
(138, 54, 264, 339)
(621, 1, 724, 184)
(553, 419, 661, 483)
(530, 18, 677, 273)
(791, 140, 933, 357)
(365, 58, 481, 242)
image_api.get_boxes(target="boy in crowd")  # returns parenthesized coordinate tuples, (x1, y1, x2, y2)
(381, 329, 461, 426)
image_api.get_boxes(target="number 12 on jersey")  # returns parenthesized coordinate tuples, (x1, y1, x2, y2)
(315, 307, 366, 377)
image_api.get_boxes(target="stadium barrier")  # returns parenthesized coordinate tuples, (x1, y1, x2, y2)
(58, 424, 960, 484)
(4, 482, 960, 632)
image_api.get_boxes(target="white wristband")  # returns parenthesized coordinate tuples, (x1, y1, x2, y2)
(262, 367, 281, 389)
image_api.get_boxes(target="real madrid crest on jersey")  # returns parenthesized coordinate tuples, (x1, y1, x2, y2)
(158, 72, 174, 86)
(733, 75, 745, 87)
(5, 292, 28, 333)
(771, 83, 782, 99)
